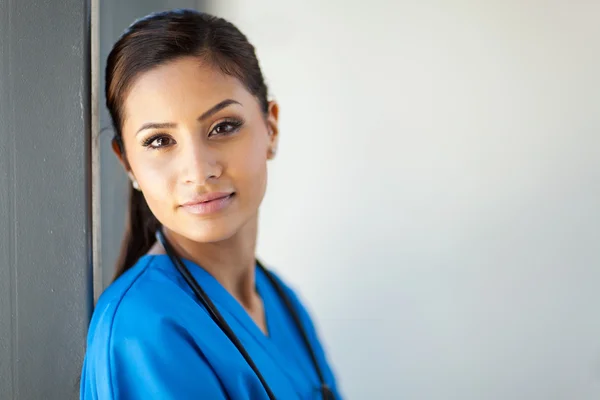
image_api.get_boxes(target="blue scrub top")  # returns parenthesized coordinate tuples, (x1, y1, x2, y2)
(80, 255, 342, 399)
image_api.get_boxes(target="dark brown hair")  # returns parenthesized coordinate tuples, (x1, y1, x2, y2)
(106, 9, 269, 279)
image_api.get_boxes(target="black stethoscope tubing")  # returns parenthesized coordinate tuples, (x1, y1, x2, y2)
(155, 227, 333, 400)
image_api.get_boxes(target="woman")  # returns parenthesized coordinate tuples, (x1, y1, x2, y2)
(80, 9, 341, 400)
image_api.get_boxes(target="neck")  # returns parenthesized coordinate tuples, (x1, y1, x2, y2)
(160, 216, 259, 308)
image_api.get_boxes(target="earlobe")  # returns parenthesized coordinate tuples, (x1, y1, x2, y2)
(127, 172, 141, 191)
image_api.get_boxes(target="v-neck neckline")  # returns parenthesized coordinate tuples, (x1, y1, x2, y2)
(145, 254, 311, 393)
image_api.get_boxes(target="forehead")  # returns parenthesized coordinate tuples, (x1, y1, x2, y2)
(122, 56, 253, 130)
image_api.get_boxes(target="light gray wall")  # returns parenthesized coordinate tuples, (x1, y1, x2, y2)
(0, 0, 92, 399)
(98, 0, 206, 290)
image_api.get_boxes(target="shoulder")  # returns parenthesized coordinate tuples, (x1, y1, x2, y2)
(88, 256, 187, 341)
(85, 256, 199, 378)
(87, 255, 199, 347)
(81, 256, 225, 399)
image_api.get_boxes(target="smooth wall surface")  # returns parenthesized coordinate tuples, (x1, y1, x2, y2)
(214, 1, 600, 398)
(0, 0, 92, 398)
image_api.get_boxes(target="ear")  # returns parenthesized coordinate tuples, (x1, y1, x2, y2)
(112, 136, 140, 190)
(111, 136, 131, 173)
(266, 101, 279, 160)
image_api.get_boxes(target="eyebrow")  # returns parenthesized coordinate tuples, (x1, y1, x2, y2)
(135, 99, 242, 135)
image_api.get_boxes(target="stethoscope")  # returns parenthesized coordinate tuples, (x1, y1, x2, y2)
(155, 227, 334, 400)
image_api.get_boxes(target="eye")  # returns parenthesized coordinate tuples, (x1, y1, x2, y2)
(142, 134, 175, 149)
(209, 119, 244, 137)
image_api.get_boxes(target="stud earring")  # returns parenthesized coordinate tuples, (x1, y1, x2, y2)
(128, 172, 141, 191)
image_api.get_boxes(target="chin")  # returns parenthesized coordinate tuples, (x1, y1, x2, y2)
(179, 219, 240, 243)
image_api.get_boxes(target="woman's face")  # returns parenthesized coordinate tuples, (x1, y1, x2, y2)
(115, 56, 278, 243)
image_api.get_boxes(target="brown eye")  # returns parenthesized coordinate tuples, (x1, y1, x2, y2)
(142, 135, 175, 149)
(209, 119, 244, 137)
(152, 137, 171, 148)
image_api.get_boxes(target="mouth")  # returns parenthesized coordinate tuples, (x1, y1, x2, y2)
(180, 192, 235, 215)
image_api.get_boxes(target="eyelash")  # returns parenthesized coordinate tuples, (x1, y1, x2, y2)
(142, 134, 173, 148)
(209, 118, 244, 137)
(141, 118, 244, 149)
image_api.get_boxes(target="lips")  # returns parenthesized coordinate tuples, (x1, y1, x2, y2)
(180, 192, 235, 215)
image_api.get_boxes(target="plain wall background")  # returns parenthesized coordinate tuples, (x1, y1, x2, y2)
(0, 0, 91, 398)
(212, 1, 600, 399)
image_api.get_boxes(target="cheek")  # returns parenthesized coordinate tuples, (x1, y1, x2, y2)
(228, 136, 268, 202)
(130, 156, 178, 218)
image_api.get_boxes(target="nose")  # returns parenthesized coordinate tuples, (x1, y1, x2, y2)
(179, 139, 222, 185)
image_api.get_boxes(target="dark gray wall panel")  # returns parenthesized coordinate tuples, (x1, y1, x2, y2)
(0, 3, 15, 398)
(0, 0, 92, 398)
